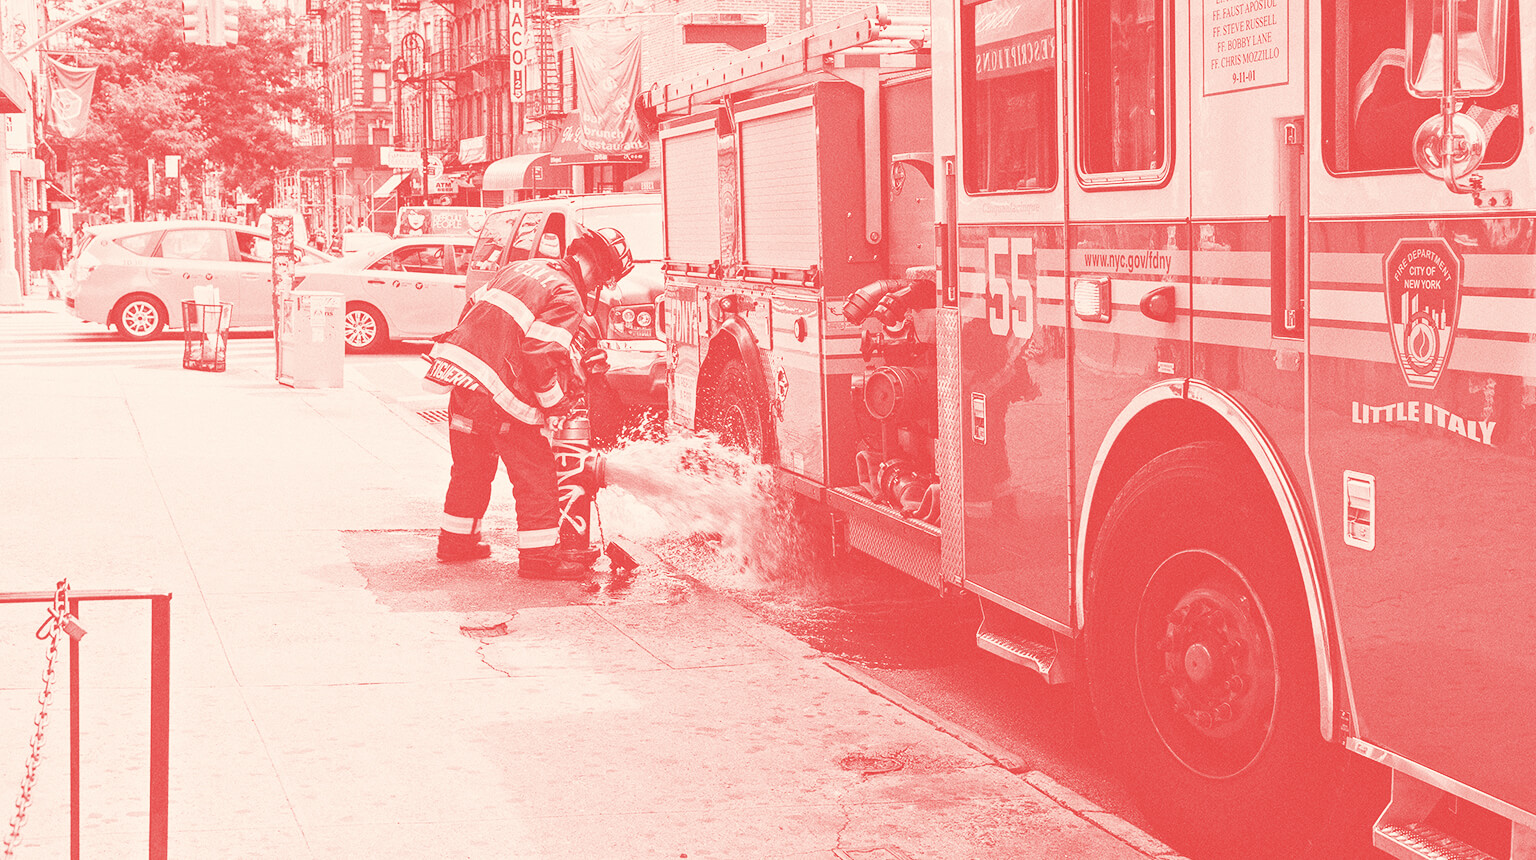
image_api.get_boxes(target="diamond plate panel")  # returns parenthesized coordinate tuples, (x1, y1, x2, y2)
(936, 307, 964, 586)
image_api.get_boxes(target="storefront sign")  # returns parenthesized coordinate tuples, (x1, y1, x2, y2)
(509, 0, 529, 103)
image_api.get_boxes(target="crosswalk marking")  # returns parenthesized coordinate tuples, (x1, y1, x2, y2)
(0, 305, 274, 370)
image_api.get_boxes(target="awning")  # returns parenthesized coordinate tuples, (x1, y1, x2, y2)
(549, 125, 647, 166)
(0, 55, 28, 114)
(46, 181, 78, 206)
(483, 152, 554, 191)
(371, 173, 406, 198)
(548, 146, 647, 166)
(622, 164, 661, 192)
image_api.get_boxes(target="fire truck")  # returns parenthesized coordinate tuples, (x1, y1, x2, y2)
(645, 2, 1536, 857)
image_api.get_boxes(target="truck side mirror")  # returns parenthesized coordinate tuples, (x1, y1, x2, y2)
(1405, 0, 1508, 192)
(1406, 0, 1506, 99)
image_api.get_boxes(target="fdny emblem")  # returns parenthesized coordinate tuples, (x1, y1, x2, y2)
(1383, 238, 1462, 390)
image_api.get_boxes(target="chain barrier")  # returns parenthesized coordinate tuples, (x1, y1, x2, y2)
(4, 579, 71, 858)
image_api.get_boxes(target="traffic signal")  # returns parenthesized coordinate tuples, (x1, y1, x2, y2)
(214, 0, 239, 45)
(182, 0, 237, 46)
(181, 0, 210, 44)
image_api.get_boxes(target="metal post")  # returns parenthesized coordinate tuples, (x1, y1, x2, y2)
(69, 597, 79, 860)
(148, 594, 170, 860)
(421, 47, 430, 204)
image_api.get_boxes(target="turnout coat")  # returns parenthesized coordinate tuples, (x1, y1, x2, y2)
(425, 258, 587, 426)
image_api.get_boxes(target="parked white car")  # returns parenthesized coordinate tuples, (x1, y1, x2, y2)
(65, 220, 333, 340)
(292, 235, 479, 352)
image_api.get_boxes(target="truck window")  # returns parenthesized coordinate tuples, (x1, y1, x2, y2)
(535, 213, 566, 258)
(960, 0, 1059, 194)
(507, 213, 543, 262)
(1076, 0, 1170, 182)
(1322, 0, 1521, 174)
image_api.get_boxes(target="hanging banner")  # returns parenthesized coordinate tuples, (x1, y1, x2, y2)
(44, 56, 97, 139)
(570, 27, 646, 155)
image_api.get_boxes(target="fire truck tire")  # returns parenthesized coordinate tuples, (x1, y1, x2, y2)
(1087, 441, 1334, 859)
(700, 359, 765, 459)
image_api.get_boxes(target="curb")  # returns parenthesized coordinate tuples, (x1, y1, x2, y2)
(1025, 771, 1190, 860)
(825, 660, 1189, 860)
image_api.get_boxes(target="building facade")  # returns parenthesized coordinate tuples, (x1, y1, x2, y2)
(381, 0, 930, 209)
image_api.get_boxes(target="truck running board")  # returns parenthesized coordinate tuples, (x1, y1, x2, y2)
(1373, 769, 1536, 860)
(975, 604, 1073, 685)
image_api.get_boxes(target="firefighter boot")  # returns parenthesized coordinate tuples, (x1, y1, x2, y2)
(517, 546, 588, 580)
(437, 529, 492, 562)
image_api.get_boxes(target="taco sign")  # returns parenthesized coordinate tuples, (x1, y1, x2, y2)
(1383, 237, 1461, 390)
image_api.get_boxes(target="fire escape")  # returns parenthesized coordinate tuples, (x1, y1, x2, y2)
(524, 0, 566, 152)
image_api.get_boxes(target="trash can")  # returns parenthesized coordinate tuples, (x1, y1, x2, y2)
(274, 291, 344, 388)
(182, 301, 233, 372)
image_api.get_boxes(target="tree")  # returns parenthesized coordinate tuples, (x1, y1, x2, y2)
(56, 0, 325, 214)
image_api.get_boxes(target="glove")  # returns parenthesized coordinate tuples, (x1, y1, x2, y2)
(546, 392, 578, 417)
(581, 347, 610, 377)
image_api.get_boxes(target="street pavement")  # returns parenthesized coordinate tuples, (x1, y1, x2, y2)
(0, 296, 1185, 859)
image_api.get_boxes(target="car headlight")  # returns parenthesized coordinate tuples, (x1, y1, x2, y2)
(607, 304, 655, 339)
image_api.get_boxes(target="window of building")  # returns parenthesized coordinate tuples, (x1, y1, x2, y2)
(1076, 0, 1170, 184)
(1322, 0, 1521, 174)
(372, 70, 387, 105)
(960, 0, 1058, 193)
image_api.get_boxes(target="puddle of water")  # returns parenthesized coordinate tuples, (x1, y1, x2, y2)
(593, 431, 979, 668)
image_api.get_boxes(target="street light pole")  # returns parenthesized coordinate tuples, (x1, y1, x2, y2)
(397, 30, 427, 203)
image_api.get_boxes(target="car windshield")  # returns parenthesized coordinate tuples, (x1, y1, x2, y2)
(579, 205, 662, 261)
(468, 211, 519, 272)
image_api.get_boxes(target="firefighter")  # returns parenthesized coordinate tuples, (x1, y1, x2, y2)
(425, 226, 631, 579)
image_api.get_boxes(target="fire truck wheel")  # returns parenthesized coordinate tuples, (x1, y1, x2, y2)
(113, 294, 167, 341)
(701, 359, 765, 459)
(1087, 441, 1334, 859)
(344, 303, 389, 353)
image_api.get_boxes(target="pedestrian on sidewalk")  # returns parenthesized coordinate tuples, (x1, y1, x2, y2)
(30, 224, 66, 299)
(423, 225, 630, 579)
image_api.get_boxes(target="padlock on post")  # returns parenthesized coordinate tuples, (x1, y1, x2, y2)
(59, 611, 87, 642)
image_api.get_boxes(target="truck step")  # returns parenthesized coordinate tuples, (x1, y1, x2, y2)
(975, 627, 1071, 684)
(1372, 767, 1536, 860)
(1374, 823, 1497, 860)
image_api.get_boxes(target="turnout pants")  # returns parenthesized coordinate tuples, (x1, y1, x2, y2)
(441, 388, 561, 569)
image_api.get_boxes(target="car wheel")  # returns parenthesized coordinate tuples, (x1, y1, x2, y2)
(1087, 442, 1337, 859)
(113, 294, 167, 341)
(344, 303, 388, 353)
(699, 359, 765, 460)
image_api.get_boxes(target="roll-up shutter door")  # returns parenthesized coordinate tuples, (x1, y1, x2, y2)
(740, 106, 819, 268)
(662, 130, 721, 265)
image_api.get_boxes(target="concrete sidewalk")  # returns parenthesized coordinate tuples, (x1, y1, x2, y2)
(0, 351, 1184, 859)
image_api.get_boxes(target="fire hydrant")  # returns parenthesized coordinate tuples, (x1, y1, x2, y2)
(551, 410, 606, 566)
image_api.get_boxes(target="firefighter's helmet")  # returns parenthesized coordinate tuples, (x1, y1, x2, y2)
(570, 226, 634, 286)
